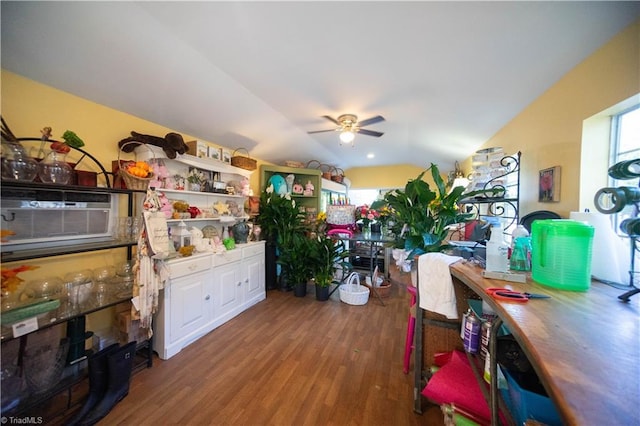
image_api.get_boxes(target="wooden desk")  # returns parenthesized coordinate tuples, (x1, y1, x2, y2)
(449, 261, 640, 426)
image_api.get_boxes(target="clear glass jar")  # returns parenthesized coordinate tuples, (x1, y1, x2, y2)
(37, 150, 73, 184)
(1, 140, 38, 181)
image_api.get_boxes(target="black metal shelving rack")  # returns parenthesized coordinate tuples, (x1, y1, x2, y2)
(460, 151, 521, 231)
(1, 180, 152, 420)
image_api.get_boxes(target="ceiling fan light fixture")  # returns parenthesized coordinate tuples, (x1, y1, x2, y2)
(339, 130, 355, 144)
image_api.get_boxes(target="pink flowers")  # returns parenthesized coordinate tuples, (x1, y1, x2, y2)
(355, 205, 380, 226)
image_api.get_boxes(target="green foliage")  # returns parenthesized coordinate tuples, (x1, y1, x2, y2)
(257, 185, 306, 242)
(259, 184, 311, 287)
(276, 232, 314, 285)
(307, 236, 351, 287)
(385, 163, 496, 259)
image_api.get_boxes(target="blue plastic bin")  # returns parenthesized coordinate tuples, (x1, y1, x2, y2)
(501, 367, 562, 426)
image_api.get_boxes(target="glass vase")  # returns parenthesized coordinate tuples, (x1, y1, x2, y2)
(38, 151, 73, 184)
(1, 140, 38, 182)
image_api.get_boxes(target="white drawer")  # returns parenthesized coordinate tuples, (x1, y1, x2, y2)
(242, 242, 265, 258)
(169, 255, 212, 278)
(213, 249, 242, 267)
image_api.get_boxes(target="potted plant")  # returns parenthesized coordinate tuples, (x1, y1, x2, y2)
(276, 233, 313, 297)
(308, 235, 350, 301)
(257, 184, 308, 291)
(384, 163, 497, 270)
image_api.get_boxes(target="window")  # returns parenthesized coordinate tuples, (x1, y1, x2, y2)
(348, 189, 389, 208)
(609, 105, 640, 233)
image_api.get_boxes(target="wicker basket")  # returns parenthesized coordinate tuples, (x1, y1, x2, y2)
(118, 142, 155, 190)
(339, 272, 370, 305)
(331, 167, 345, 183)
(306, 160, 333, 179)
(284, 160, 305, 168)
(364, 278, 392, 298)
(231, 148, 257, 170)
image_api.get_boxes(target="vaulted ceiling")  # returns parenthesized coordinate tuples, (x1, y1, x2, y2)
(2, 2, 639, 172)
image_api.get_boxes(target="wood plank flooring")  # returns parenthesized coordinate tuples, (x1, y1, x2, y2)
(93, 282, 443, 425)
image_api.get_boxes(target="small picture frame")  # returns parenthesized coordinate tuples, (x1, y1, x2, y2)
(539, 166, 561, 202)
(222, 149, 232, 164)
(210, 147, 222, 161)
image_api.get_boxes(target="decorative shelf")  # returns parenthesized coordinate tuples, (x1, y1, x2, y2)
(134, 145, 253, 178)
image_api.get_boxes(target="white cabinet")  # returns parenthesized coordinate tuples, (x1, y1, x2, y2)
(214, 260, 242, 322)
(153, 254, 214, 360)
(212, 242, 266, 327)
(242, 242, 265, 305)
(153, 242, 265, 360)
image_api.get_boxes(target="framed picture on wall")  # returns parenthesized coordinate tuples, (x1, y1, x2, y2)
(222, 149, 232, 164)
(539, 166, 561, 202)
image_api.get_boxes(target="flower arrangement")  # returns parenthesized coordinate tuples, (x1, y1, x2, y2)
(308, 211, 328, 237)
(355, 204, 380, 227)
(377, 205, 394, 227)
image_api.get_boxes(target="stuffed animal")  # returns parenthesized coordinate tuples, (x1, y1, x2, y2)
(303, 180, 314, 196)
(158, 192, 173, 219)
(292, 182, 304, 195)
(118, 131, 189, 159)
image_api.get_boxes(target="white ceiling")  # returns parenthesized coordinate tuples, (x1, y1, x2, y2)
(2, 2, 639, 172)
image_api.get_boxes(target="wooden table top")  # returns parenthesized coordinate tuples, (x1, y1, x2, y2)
(450, 261, 640, 426)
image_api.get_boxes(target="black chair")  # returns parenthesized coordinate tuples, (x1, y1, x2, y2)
(519, 210, 561, 233)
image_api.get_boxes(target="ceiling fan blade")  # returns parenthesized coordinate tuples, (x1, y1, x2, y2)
(308, 129, 337, 134)
(322, 115, 340, 125)
(357, 115, 385, 127)
(357, 128, 384, 137)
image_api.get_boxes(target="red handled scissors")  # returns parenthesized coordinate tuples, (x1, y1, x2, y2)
(486, 287, 551, 302)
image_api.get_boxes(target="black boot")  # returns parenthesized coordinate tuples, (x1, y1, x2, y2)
(66, 343, 120, 426)
(79, 341, 137, 426)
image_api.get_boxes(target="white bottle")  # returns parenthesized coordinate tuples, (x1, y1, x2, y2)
(486, 224, 509, 272)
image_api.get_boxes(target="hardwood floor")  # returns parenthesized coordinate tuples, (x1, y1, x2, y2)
(94, 282, 443, 425)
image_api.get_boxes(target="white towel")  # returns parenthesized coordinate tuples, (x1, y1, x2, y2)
(417, 252, 462, 319)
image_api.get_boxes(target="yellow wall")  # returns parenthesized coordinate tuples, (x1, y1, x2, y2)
(0, 70, 269, 191)
(344, 164, 432, 189)
(465, 19, 639, 218)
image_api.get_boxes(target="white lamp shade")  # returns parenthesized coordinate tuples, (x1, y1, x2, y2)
(339, 130, 355, 144)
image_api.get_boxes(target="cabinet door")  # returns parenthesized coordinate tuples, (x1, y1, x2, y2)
(243, 254, 265, 303)
(214, 262, 242, 319)
(169, 270, 211, 344)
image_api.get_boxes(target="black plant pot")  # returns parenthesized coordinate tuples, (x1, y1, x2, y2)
(371, 222, 382, 234)
(265, 241, 278, 290)
(315, 285, 330, 301)
(293, 282, 307, 297)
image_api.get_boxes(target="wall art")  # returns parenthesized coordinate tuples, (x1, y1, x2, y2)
(539, 166, 561, 202)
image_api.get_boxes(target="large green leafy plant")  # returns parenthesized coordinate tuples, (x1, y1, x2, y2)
(308, 236, 351, 287)
(257, 184, 306, 242)
(276, 232, 314, 285)
(257, 184, 309, 288)
(385, 163, 494, 260)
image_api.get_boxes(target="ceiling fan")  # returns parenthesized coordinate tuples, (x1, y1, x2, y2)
(308, 114, 385, 145)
